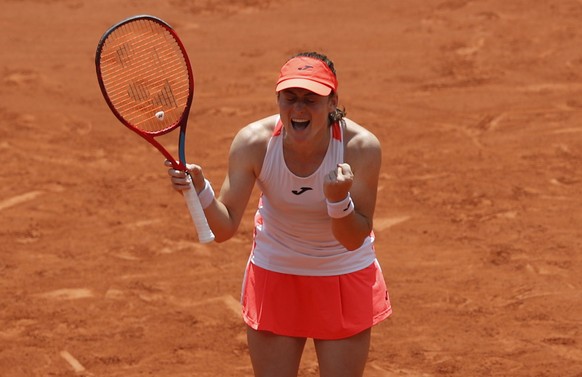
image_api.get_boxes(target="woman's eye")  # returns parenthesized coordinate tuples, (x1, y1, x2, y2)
(281, 96, 317, 106)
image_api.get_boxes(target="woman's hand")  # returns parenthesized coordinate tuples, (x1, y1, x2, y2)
(164, 160, 206, 193)
(323, 163, 354, 202)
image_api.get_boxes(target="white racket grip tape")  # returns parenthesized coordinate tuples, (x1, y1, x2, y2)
(184, 180, 215, 243)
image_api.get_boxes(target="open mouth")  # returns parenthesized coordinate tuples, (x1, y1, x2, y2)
(291, 119, 310, 130)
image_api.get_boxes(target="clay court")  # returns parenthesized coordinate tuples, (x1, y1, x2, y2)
(1, 0, 581, 376)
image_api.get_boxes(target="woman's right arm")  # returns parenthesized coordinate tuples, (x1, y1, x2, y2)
(170, 116, 275, 242)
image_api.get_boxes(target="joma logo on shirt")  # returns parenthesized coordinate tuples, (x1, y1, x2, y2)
(291, 187, 313, 195)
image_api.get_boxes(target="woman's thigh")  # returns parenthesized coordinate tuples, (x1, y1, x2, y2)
(246, 326, 307, 377)
(314, 328, 371, 377)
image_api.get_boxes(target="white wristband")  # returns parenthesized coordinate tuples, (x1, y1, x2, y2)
(326, 193, 354, 219)
(198, 179, 215, 209)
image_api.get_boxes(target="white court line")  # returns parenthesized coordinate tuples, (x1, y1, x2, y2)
(190, 295, 241, 317)
(166, 294, 242, 317)
(0, 191, 43, 212)
(60, 350, 90, 374)
(37, 288, 94, 300)
(375, 216, 411, 232)
(551, 127, 582, 134)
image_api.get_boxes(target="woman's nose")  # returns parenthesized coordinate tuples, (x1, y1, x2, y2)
(293, 100, 306, 111)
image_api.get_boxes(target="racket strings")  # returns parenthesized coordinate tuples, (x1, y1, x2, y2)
(99, 18, 191, 134)
(152, 80, 179, 108)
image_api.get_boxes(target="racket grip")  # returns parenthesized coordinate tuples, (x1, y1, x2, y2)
(183, 181, 215, 243)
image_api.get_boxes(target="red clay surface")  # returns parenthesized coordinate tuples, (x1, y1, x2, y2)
(1, 1, 581, 376)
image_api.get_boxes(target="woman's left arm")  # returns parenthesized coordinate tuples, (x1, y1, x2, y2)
(324, 119, 381, 250)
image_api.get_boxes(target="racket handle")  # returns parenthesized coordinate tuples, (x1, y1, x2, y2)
(183, 180, 215, 243)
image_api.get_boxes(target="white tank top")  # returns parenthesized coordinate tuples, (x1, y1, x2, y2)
(250, 119, 376, 276)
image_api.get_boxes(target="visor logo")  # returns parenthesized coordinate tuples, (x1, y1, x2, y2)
(297, 65, 314, 71)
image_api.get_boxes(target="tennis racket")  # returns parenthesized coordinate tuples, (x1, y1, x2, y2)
(95, 15, 214, 244)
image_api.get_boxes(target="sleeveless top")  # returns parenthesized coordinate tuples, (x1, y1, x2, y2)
(249, 119, 376, 276)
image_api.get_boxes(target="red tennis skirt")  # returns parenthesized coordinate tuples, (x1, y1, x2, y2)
(241, 260, 392, 340)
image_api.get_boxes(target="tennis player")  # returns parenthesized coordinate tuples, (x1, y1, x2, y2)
(168, 51, 392, 377)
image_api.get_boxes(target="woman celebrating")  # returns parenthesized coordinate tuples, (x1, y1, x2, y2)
(168, 51, 392, 377)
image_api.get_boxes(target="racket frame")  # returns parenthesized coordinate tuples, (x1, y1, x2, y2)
(96, 14, 192, 170)
(95, 15, 214, 243)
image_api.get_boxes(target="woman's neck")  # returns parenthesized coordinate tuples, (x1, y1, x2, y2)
(282, 126, 331, 177)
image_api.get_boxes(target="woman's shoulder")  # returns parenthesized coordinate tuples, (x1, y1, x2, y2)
(228, 115, 278, 172)
(235, 114, 278, 146)
(343, 117, 380, 150)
